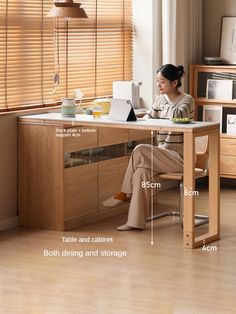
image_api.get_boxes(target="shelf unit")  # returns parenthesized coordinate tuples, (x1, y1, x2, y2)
(190, 64, 236, 178)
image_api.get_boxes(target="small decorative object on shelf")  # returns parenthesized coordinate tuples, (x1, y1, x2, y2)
(206, 79, 233, 100)
(203, 57, 225, 65)
(203, 105, 223, 133)
(227, 114, 236, 135)
(220, 16, 236, 65)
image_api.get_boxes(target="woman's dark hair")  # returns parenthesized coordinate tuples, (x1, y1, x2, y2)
(157, 64, 185, 87)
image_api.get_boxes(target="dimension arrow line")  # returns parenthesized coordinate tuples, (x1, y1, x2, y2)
(150, 130, 154, 245)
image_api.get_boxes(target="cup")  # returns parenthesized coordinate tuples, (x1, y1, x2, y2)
(61, 98, 76, 117)
(92, 105, 103, 119)
(92, 98, 111, 114)
(83, 108, 93, 115)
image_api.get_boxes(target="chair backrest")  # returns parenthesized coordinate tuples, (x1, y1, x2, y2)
(195, 135, 208, 154)
(195, 136, 208, 171)
(155, 135, 209, 180)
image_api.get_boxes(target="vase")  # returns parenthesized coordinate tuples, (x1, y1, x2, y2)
(61, 98, 76, 117)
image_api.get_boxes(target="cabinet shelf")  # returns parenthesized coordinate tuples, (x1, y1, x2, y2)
(190, 64, 236, 179)
(220, 133, 236, 139)
(195, 98, 236, 105)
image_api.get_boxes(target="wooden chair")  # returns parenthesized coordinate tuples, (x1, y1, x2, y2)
(147, 136, 209, 227)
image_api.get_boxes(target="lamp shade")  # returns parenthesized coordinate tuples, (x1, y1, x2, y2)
(47, 0, 88, 18)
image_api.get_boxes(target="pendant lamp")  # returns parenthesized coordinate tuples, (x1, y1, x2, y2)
(47, 0, 88, 19)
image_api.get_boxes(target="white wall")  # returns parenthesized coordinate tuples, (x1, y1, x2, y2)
(133, 0, 159, 108)
(203, 0, 236, 57)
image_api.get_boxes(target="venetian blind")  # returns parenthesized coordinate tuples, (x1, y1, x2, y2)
(0, 0, 133, 112)
(0, 1, 55, 111)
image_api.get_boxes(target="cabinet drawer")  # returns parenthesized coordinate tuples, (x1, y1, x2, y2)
(64, 163, 97, 219)
(220, 155, 236, 175)
(98, 127, 128, 147)
(64, 126, 97, 153)
(220, 138, 236, 156)
(128, 129, 152, 141)
(98, 156, 129, 211)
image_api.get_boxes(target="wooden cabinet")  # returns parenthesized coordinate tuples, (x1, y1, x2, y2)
(18, 121, 150, 231)
(190, 64, 236, 178)
(64, 163, 98, 220)
(64, 126, 97, 152)
(98, 127, 128, 147)
(18, 124, 64, 230)
(220, 136, 236, 176)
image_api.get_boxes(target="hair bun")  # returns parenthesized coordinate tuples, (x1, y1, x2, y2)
(177, 65, 185, 78)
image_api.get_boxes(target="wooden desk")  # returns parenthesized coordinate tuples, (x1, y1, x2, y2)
(18, 113, 220, 248)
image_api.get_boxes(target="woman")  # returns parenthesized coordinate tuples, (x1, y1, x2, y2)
(103, 64, 195, 231)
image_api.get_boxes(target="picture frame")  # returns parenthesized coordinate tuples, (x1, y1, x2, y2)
(227, 114, 236, 135)
(203, 105, 223, 132)
(220, 16, 236, 64)
(206, 79, 233, 100)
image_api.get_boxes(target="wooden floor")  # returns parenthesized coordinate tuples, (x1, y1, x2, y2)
(1, 186, 236, 314)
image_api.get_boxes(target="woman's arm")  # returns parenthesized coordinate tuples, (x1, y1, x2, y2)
(165, 96, 195, 120)
(146, 95, 164, 119)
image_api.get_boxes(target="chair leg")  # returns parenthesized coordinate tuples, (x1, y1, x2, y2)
(147, 181, 209, 228)
(146, 211, 179, 222)
(194, 215, 209, 227)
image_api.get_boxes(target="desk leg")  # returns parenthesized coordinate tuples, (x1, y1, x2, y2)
(192, 128, 220, 248)
(208, 130, 220, 237)
(183, 132, 195, 248)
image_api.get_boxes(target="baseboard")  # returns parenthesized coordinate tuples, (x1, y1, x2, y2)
(0, 216, 19, 231)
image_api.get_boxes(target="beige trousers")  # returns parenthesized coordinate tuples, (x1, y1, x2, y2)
(121, 144, 183, 229)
